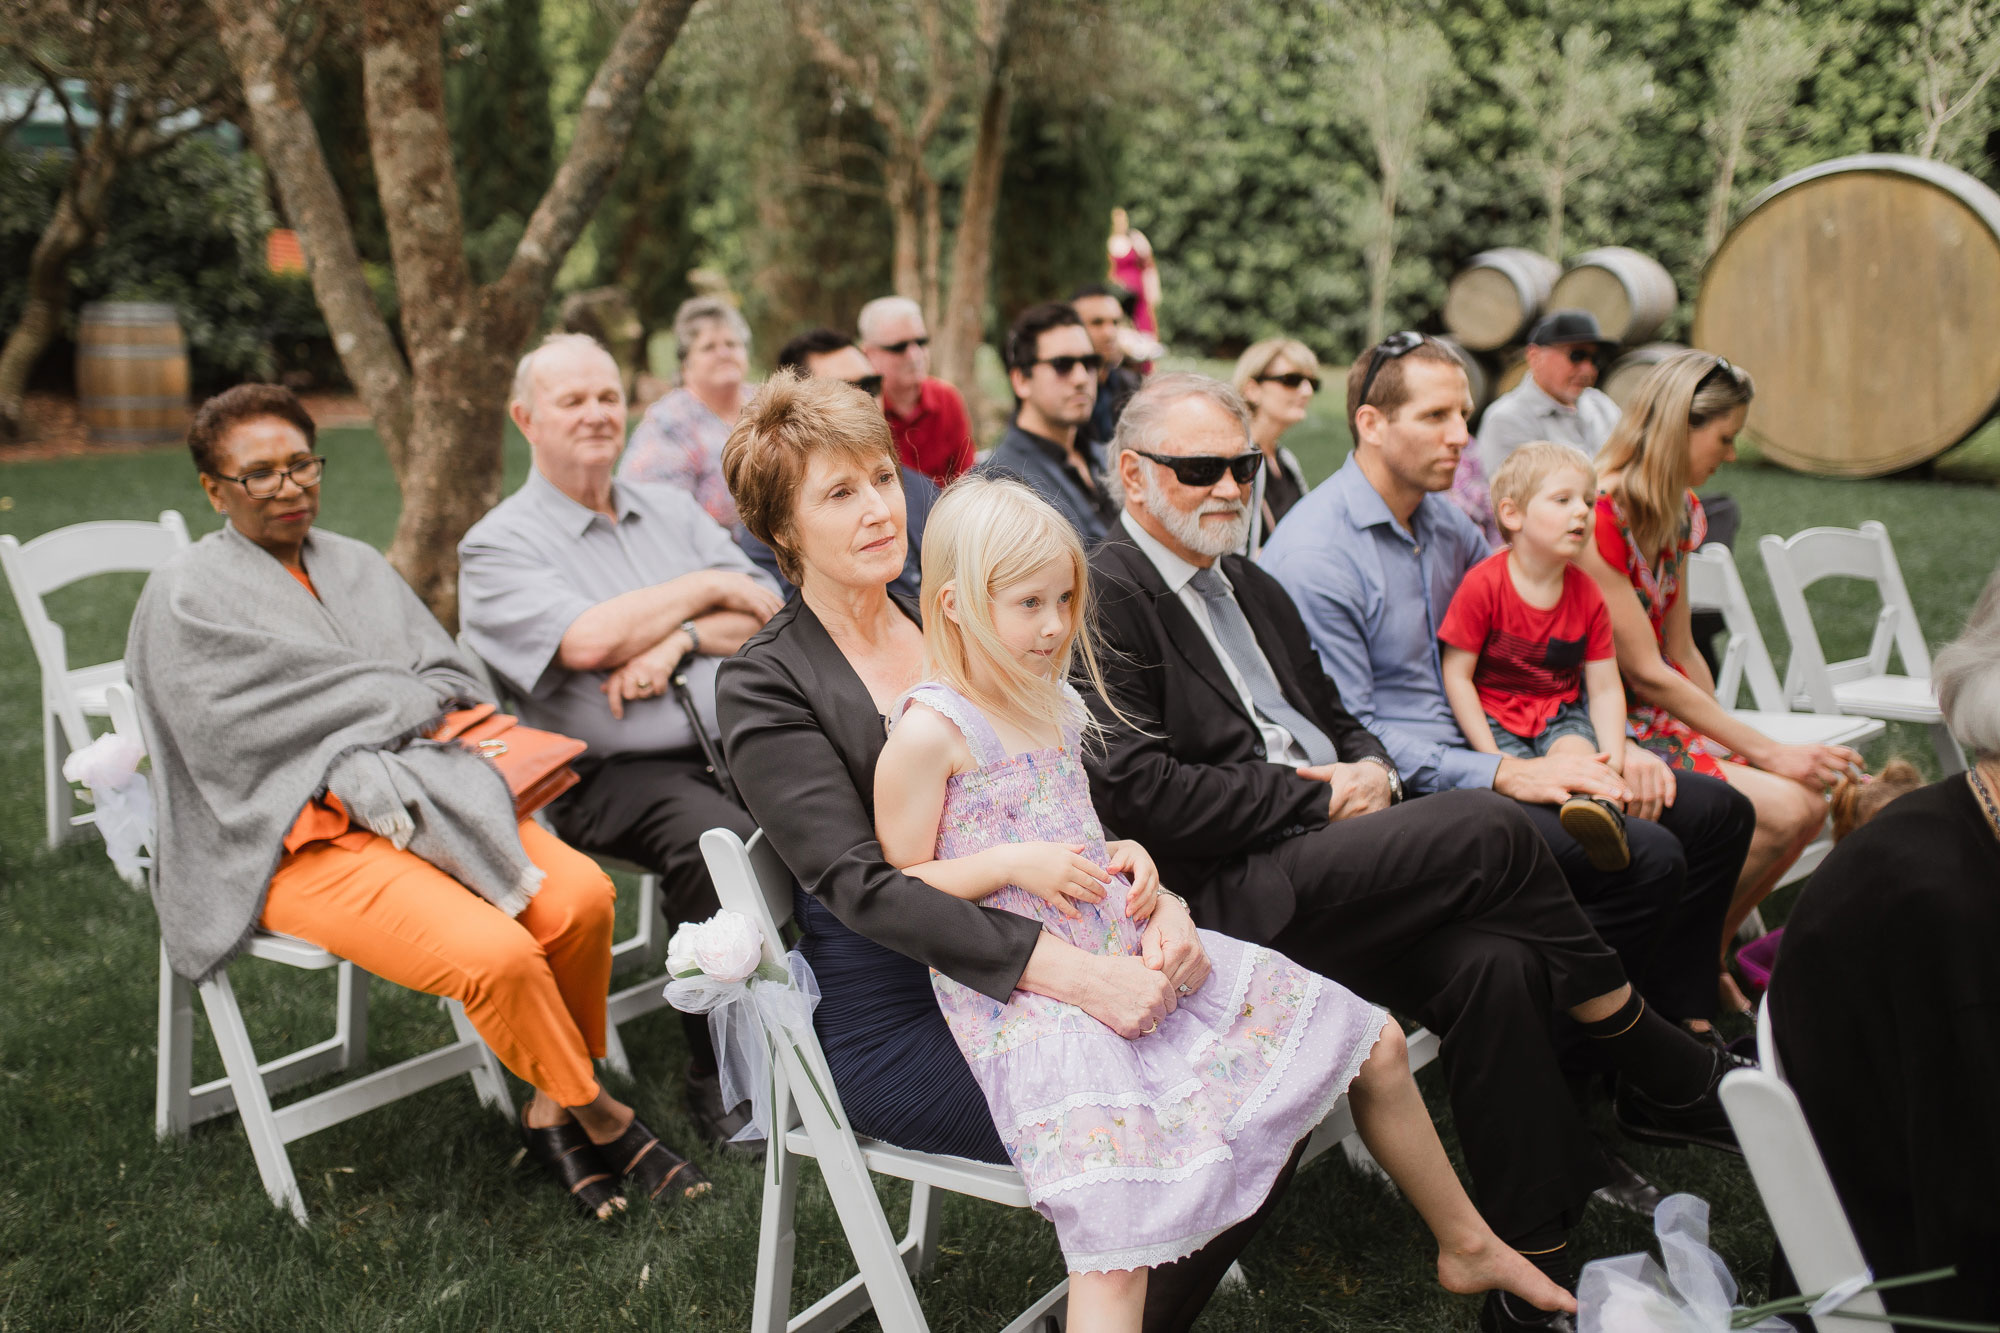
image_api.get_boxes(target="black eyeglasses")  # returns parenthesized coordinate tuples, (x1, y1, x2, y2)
(844, 374, 885, 398)
(1562, 346, 1598, 366)
(1131, 448, 1264, 488)
(874, 337, 929, 355)
(1257, 372, 1321, 391)
(1033, 353, 1105, 377)
(208, 455, 326, 498)
(1354, 330, 1425, 413)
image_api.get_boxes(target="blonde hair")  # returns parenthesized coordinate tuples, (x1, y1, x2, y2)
(919, 475, 1120, 742)
(1232, 338, 1321, 401)
(1490, 441, 1596, 534)
(1596, 350, 1755, 561)
(722, 369, 901, 584)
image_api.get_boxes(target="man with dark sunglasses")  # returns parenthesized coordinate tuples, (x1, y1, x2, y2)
(983, 301, 1120, 545)
(857, 296, 975, 487)
(1476, 309, 1622, 479)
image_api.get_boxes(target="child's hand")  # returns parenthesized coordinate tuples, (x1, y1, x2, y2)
(1105, 840, 1160, 921)
(997, 842, 1111, 919)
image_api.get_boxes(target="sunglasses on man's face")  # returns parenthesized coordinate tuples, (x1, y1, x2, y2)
(1034, 353, 1105, 377)
(874, 337, 929, 355)
(1561, 346, 1598, 366)
(1257, 372, 1321, 391)
(844, 374, 885, 398)
(1131, 448, 1264, 488)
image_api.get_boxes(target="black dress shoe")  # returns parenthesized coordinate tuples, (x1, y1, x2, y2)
(1591, 1140, 1663, 1218)
(685, 1061, 763, 1158)
(1613, 1055, 1743, 1156)
(1479, 1290, 1577, 1332)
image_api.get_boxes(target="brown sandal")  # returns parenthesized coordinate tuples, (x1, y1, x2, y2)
(521, 1110, 626, 1221)
(603, 1116, 713, 1203)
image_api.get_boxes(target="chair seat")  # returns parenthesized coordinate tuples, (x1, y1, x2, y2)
(783, 1129, 1035, 1207)
(1725, 710, 1883, 750)
(244, 930, 342, 970)
(1828, 674, 1942, 724)
(66, 661, 128, 715)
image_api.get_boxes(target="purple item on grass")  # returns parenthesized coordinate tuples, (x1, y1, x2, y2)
(1736, 929, 1783, 993)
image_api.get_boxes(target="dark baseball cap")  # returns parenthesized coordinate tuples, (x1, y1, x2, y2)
(1527, 309, 1616, 350)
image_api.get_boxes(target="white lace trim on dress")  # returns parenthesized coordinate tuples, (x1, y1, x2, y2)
(1026, 1143, 1236, 1205)
(999, 1077, 1205, 1143)
(1179, 940, 1263, 1065)
(1063, 1220, 1235, 1276)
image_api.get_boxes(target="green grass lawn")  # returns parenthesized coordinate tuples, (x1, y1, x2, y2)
(1, 412, 1995, 1331)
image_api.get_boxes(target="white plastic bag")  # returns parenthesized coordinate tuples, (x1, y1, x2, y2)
(1578, 1195, 1792, 1332)
(62, 732, 153, 889)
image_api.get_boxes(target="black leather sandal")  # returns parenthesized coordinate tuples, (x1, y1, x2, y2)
(521, 1111, 626, 1221)
(603, 1116, 713, 1203)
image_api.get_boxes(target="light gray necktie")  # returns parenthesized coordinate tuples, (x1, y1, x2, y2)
(1187, 565, 1337, 765)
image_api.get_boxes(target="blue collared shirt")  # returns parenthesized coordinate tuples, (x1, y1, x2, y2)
(1258, 455, 1494, 794)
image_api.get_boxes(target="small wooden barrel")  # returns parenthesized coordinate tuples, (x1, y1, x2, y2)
(1442, 248, 1561, 351)
(1603, 342, 1687, 409)
(1694, 154, 2000, 477)
(1549, 247, 1678, 344)
(1493, 350, 1529, 398)
(1437, 336, 1492, 415)
(77, 302, 189, 445)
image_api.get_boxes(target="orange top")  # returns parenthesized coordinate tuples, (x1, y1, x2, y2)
(282, 563, 371, 852)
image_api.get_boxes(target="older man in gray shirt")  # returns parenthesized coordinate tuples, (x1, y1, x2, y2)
(459, 332, 782, 1146)
(1475, 309, 1622, 479)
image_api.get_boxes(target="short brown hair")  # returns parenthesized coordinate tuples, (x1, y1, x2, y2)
(723, 369, 901, 584)
(1344, 335, 1464, 435)
(187, 383, 316, 475)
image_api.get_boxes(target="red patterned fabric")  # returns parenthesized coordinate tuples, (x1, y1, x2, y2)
(1438, 551, 1612, 739)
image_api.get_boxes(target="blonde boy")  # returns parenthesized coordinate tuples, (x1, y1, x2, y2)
(1439, 441, 1631, 870)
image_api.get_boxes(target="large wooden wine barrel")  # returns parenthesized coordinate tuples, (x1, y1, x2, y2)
(1603, 342, 1687, 409)
(1693, 154, 2000, 477)
(1549, 247, 1678, 344)
(1442, 248, 1561, 351)
(77, 302, 189, 445)
(1437, 337, 1492, 415)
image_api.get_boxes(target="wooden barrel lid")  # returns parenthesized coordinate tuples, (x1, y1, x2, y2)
(1603, 342, 1687, 409)
(1443, 248, 1560, 351)
(1693, 154, 2000, 477)
(1549, 247, 1678, 344)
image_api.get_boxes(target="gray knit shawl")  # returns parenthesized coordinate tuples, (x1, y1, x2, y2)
(126, 524, 537, 982)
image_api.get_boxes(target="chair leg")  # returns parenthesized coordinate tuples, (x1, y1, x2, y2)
(600, 1016, 635, 1080)
(1932, 722, 1968, 776)
(638, 874, 664, 971)
(43, 704, 68, 850)
(334, 963, 368, 1072)
(198, 970, 308, 1226)
(752, 1123, 803, 1333)
(443, 998, 515, 1116)
(905, 1183, 943, 1276)
(156, 940, 194, 1141)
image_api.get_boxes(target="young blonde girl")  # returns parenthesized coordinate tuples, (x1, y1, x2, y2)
(874, 476, 1572, 1333)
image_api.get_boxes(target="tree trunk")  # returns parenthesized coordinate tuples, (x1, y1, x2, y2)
(920, 168, 942, 331)
(886, 158, 923, 302)
(385, 348, 513, 623)
(0, 143, 117, 443)
(1545, 171, 1566, 263)
(1703, 134, 1742, 261)
(934, 41, 1014, 395)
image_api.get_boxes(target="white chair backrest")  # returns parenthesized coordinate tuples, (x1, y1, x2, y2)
(1759, 521, 1932, 711)
(1685, 544, 1788, 713)
(1718, 995, 1884, 1328)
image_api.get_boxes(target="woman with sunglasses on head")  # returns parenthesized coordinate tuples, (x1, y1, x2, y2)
(1232, 338, 1321, 546)
(127, 385, 711, 1222)
(1578, 350, 1864, 1014)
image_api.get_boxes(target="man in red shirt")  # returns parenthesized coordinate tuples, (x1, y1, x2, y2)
(858, 296, 975, 486)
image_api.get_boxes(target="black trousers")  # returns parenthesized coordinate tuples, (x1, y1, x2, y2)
(1259, 789, 1629, 1243)
(547, 750, 758, 1069)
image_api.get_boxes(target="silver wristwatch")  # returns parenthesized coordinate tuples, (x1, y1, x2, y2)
(680, 619, 701, 655)
(1359, 754, 1404, 804)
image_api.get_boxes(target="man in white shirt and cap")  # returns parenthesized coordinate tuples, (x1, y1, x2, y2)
(1476, 309, 1621, 480)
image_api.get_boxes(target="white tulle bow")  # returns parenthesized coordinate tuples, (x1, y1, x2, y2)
(62, 732, 153, 888)
(1578, 1195, 1793, 1332)
(663, 926, 820, 1144)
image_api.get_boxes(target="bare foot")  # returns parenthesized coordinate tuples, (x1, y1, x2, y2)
(1437, 1238, 1577, 1315)
(1717, 969, 1753, 1016)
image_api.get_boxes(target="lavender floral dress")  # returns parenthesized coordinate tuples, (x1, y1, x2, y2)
(895, 682, 1388, 1274)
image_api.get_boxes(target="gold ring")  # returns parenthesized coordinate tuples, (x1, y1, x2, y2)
(634, 678, 651, 691)
(1143, 1019, 1159, 1035)
(1177, 983, 1191, 995)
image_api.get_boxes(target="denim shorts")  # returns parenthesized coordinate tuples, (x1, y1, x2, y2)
(1489, 697, 1599, 759)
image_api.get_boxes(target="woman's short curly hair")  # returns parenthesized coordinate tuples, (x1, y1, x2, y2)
(722, 370, 900, 585)
(186, 383, 316, 475)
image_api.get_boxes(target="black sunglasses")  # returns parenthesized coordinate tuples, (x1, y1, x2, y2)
(1131, 448, 1264, 488)
(874, 337, 929, 355)
(1354, 330, 1425, 413)
(1257, 372, 1321, 391)
(844, 374, 885, 398)
(1697, 355, 1742, 391)
(1034, 353, 1105, 377)
(1562, 346, 1598, 366)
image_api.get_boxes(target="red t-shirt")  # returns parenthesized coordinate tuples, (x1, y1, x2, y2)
(886, 377, 975, 485)
(1438, 551, 1614, 739)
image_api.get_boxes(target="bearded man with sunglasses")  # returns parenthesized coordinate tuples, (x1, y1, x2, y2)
(984, 301, 1121, 545)
(1475, 310, 1622, 479)
(1084, 372, 1747, 1333)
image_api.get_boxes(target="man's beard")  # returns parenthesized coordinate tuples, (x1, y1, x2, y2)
(1140, 467, 1251, 558)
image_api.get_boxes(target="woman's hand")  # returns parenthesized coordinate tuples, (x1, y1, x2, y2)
(1104, 839, 1160, 920)
(1075, 953, 1180, 1037)
(1141, 892, 1212, 999)
(602, 630, 690, 719)
(1759, 742, 1865, 792)
(990, 841, 1110, 919)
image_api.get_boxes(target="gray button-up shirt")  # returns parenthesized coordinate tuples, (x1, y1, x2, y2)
(457, 469, 776, 759)
(1476, 378, 1622, 479)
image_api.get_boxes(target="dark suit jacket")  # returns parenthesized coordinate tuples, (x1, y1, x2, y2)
(716, 595, 1042, 1002)
(1083, 530, 1391, 944)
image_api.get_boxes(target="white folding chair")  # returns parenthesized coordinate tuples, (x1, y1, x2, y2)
(1759, 521, 1966, 774)
(1, 510, 191, 847)
(453, 633, 669, 1078)
(102, 683, 515, 1226)
(1717, 999, 1886, 1331)
(699, 826, 1437, 1333)
(1686, 545, 1885, 929)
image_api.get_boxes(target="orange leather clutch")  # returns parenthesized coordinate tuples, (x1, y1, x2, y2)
(432, 704, 588, 820)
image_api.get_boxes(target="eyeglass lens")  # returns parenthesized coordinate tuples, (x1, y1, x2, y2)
(1140, 449, 1263, 487)
(1040, 354, 1105, 376)
(879, 337, 929, 355)
(1565, 347, 1597, 365)
(1260, 373, 1320, 391)
(236, 456, 325, 498)
(847, 375, 885, 398)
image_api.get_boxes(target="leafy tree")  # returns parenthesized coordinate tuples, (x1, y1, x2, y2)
(1907, 0, 2000, 167)
(1702, 6, 1832, 260)
(445, 0, 557, 282)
